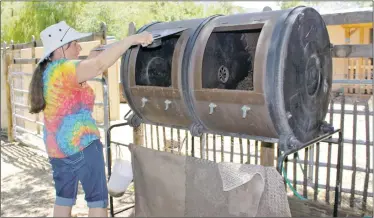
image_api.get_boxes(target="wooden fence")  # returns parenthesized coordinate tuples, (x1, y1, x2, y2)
(1, 22, 121, 145)
(320, 9, 373, 96)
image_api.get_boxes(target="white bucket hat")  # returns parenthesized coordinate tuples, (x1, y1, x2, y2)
(38, 21, 91, 64)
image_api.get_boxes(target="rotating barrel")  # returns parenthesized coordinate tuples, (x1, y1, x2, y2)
(121, 18, 213, 130)
(182, 6, 332, 149)
(121, 6, 333, 150)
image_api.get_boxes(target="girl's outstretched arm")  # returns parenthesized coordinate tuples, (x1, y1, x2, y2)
(76, 32, 153, 83)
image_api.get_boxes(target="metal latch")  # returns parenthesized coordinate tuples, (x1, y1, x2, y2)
(164, 99, 171, 110)
(209, 103, 217, 115)
(141, 97, 148, 108)
(241, 105, 251, 118)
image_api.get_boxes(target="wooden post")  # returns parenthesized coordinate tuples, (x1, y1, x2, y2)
(3, 42, 14, 142)
(133, 124, 144, 146)
(127, 22, 144, 146)
(99, 22, 112, 170)
(100, 22, 108, 78)
(260, 142, 275, 167)
(31, 35, 40, 135)
(100, 22, 110, 123)
(357, 27, 364, 94)
(345, 27, 352, 94)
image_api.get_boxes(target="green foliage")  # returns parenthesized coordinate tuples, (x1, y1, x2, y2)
(1, 1, 25, 43)
(277, 0, 325, 9)
(2, 1, 86, 43)
(75, 1, 245, 39)
(2, 1, 244, 43)
(75, 2, 206, 39)
(3, 0, 372, 44)
(356, 1, 373, 8)
(204, 2, 246, 15)
(75, 2, 132, 39)
(278, 0, 302, 9)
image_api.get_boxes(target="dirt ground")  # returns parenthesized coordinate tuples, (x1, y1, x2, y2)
(0, 137, 135, 217)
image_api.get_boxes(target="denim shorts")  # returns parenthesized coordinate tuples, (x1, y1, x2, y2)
(49, 139, 108, 208)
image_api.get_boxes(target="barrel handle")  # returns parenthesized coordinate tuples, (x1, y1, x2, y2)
(209, 103, 217, 115)
(241, 105, 251, 118)
(165, 99, 171, 110)
(141, 97, 148, 108)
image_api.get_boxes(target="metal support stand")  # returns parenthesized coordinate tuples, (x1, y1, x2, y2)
(106, 122, 343, 217)
(106, 122, 133, 217)
(276, 129, 343, 217)
(333, 130, 343, 217)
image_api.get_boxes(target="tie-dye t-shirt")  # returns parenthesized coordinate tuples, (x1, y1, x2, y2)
(42, 59, 100, 158)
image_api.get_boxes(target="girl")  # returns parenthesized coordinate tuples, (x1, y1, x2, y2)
(28, 21, 153, 217)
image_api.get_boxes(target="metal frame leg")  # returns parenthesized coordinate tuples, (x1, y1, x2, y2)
(106, 124, 343, 217)
(276, 129, 343, 217)
(106, 122, 129, 217)
(333, 131, 343, 217)
(277, 129, 341, 173)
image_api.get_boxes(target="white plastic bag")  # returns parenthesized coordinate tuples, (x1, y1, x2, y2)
(108, 145, 133, 198)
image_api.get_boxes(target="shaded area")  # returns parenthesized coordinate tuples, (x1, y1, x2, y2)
(1, 137, 135, 217)
(1, 140, 56, 217)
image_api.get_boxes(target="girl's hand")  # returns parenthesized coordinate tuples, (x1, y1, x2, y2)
(132, 31, 153, 47)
